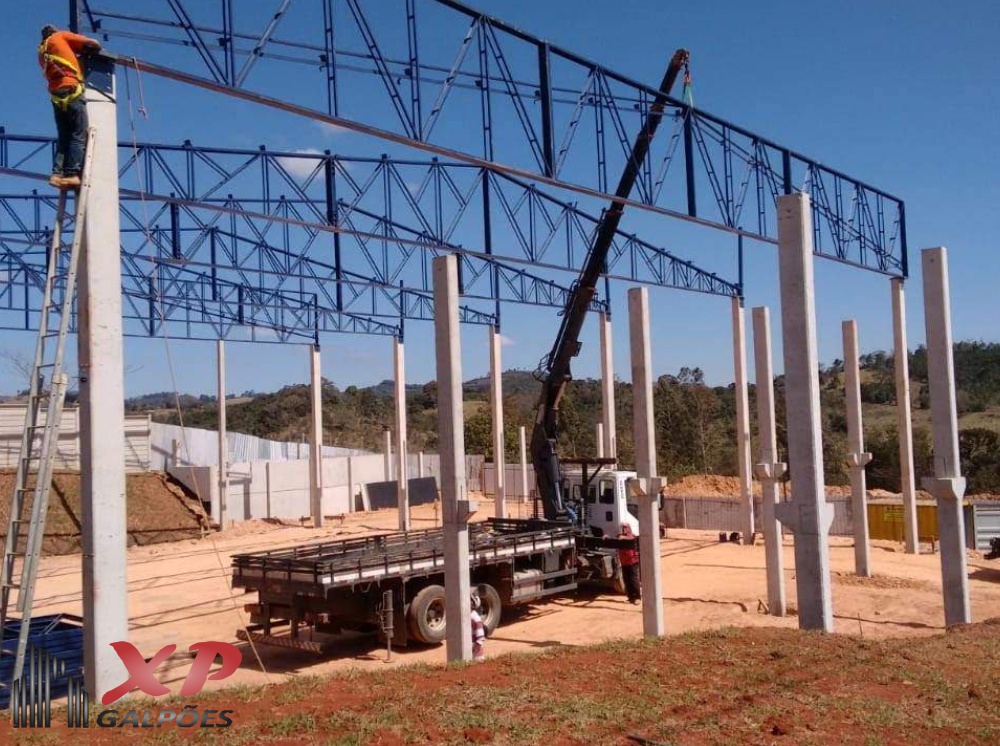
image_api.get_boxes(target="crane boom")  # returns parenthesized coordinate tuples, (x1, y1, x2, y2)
(530, 49, 690, 521)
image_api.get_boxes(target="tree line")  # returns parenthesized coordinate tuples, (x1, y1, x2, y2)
(152, 341, 1000, 495)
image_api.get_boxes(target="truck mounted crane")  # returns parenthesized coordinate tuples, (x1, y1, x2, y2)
(531, 49, 690, 522)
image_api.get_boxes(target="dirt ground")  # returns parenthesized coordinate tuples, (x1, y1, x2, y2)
(0, 470, 207, 554)
(17, 495, 1000, 699)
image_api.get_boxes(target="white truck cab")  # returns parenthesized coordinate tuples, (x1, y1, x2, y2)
(561, 468, 641, 537)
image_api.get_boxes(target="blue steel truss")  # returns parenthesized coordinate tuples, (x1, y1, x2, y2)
(0, 131, 738, 339)
(74, 0, 908, 277)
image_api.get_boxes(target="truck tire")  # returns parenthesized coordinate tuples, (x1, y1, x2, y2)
(476, 583, 502, 636)
(408, 584, 447, 644)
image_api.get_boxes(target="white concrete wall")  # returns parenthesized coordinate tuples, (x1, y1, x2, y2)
(0, 404, 149, 472)
(179, 452, 453, 523)
(482, 462, 536, 500)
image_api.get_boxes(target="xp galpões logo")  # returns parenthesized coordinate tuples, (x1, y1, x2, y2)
(12, 640, 242, 728)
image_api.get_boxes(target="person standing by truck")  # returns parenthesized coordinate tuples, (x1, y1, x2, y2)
(470, 592, 486, 660)
(618, 524, 640, 604)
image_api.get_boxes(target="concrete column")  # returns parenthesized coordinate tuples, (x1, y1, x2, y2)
(628, 288, 656, 478)
(383, 429, 392, 481)
(216, 340, 228, 526)
(596, 423, 605, 458)
(309, 345, 324, 528)
(347, 456, 355, 512)
(920, 247, 971, 626)
(433, 255, 475, 661)
(635, 478, 665, 637)
(418, 451, 425, 478)
(519, 425, 529, 503)
(751, 306, 786, 617)
(394, 336, 410, 531)
(843, 320, 872, 577)
(77, 57, 129, 701)
(732, 297, 755, 543)
(599, 311, 617, 460)
(891, 279, 920, 554)
(489, 326, 506, 518)
(773, 193, 834, 632)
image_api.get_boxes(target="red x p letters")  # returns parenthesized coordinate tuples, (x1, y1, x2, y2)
(102, 642, 176, 705)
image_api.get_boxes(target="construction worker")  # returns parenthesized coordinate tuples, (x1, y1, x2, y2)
(38, 25, 102, 189)
(470, 591, 486, 661)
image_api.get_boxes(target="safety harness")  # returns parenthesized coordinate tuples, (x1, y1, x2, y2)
(38, 40, 85, 110)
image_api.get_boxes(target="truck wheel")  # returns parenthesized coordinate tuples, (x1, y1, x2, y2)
(476, 584, 502, 636)
(408, 584, 447, 644)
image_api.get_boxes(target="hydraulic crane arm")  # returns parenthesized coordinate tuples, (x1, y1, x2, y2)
(530, 49, 690, 521)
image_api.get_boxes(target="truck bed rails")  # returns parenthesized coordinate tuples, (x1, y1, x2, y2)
(231, 518, 576, 593)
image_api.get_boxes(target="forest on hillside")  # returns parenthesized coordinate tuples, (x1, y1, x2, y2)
(143, 341, 1000, 495)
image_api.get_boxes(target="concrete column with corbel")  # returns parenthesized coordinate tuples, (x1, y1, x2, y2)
(843, 320, 872, 577)
(751, 306, 786, 616)
(434, 255, 476, 661)
(920, 247, 971, 626)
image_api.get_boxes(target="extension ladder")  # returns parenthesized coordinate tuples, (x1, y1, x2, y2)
(0, 128, 96, 687)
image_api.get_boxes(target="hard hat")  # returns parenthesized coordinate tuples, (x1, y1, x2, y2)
(470, 592, 480, 609)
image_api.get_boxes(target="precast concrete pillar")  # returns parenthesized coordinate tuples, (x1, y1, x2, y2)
(383, 429, 392, 482)
(433, 255, 475, 661)
(732, 297, 755, 543)
(519, 425, 529, 503)
(394, 336, 410, 531)
(489, 325, 506, 518)
(77, 55, 129, 701)
(628, 288, 656, 478)
(920, 247, 971, 626)
(751, 306, 786, 616)
(774, 193, 834, 632)
(599, 311, 618, 460)
(842, 320, 872, 577)
(891, 278, 920, 554)
(596, 422, 605, 458)
(418, 451, 425, 478)
(216, 340, 227, 526)
(309, 344, 324, 527)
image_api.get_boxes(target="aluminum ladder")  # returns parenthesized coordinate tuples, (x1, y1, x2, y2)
(0, 128, 97, 687)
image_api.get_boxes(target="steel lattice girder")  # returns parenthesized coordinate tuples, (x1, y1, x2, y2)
(75, 0, 907, 277)
(0, 131, 738, 306)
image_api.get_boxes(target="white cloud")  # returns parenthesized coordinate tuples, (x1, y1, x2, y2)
(313, 121, 350, 137)
(499, 333, 515, 347)
(277, 148, 325, 180)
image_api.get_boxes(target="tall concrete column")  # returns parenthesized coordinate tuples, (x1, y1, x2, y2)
(891, 279, 920, 554)
(628, 288, 656, 478)
(628, 288, 663, 633)
(77, 56, 128, 700)
(599, 311, 618, 460)
(843, 320, 872, 577)
(216, 340, 227, 526)
(773, 193, 834, 632)
(519, 425, 529, 503)
(596, 423, 605, 458)
(489, 326, 506, 518)
(383, 429, 392, 481)
(921, 247, 971, 627)
(732, 297, 755, 543)
(394, 336, 410, 531)
(433, 255, 475, 661)
(309, 344, 324, 528)
(751, 306, 786, 617)
(418, 451, 425, 478)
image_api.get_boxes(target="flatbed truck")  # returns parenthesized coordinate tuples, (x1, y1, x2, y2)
(233, 516, 633, 651)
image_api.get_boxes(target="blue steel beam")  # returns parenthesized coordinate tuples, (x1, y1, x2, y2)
(76, 0, 907, 276)
(0, 131, 735, 299)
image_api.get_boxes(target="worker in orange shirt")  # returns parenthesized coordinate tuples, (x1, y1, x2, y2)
(38, 25, 102, 189)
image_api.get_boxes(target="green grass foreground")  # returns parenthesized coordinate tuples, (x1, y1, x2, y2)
(5, 622, 1000, 745)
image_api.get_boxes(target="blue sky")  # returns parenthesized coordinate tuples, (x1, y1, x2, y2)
(1, 0, 998, 397)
